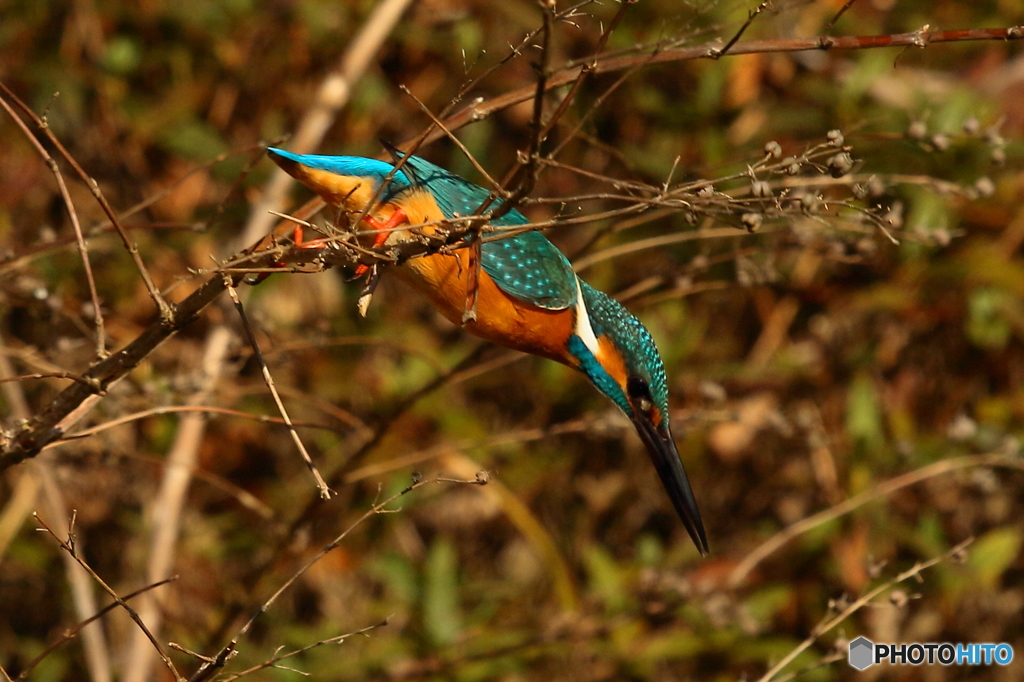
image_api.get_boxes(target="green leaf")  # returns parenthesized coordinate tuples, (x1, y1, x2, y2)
(585, 545, 627, 613)
(968, 527, 1022, 589)
(102, 36, 141, 75)
(967, 288, 1012, 349)
(423, 537, 462, 647)
(847, 373, 884, 452)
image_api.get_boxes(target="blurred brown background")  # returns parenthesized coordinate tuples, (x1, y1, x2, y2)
(1, 0, 1023, 680)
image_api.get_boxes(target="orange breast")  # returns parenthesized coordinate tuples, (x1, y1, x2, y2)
(370, 189, 576, 366)
(294, 177, 576, 364)
(395, 253, 576, 366)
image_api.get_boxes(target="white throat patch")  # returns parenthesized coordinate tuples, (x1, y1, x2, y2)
(573, 277, 602, 358)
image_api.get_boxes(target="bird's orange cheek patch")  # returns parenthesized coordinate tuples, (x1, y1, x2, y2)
(649, 406, 664, 429)
(299, 168, 375, 210)
(596, 335, 628, 392)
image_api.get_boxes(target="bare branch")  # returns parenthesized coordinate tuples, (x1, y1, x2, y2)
(17, 578, 177, 680)
(728, 454, 1024, 588)
(33, 513, 185, 682)
(225, 281, 331, 498)
(0, 92, 106, 356)
(0, 82, 172, 321)
(187, 475, 487, 682)
(218, 620, 387, 681)
(422, 26, 1024, 149)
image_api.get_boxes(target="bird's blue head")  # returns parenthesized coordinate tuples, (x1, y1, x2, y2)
(266, 147, 418, 211)
(569, 282, 708, 554)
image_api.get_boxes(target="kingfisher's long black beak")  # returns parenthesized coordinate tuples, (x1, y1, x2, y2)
(632, 416, 708, 555)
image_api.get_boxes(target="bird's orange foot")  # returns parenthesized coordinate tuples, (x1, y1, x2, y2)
(246, 222, 330, 283)
(352, 207, 408, 278)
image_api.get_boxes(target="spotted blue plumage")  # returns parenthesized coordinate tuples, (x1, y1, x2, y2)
(577, 282, 670, 419)
(269, 146, 708, 554)
(270, 148, 577, 309)
(397, 156, 579, 311)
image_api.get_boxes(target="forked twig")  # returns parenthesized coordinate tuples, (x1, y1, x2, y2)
(188, 474, 487, 682)
(423, 26, 1024, 151)
(0, 92, 106, 357)
(123, 326, 234, 682)
(0, 82, 172, 322)
(756, 538, 974, 682)
(33, 513, 185, 682)
(16, 578, 177, 680)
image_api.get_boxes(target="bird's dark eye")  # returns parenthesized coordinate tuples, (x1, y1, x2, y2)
(627, 376, 654, 412)
(626, 376, 650, 399)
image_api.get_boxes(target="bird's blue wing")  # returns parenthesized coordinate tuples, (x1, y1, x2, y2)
(400, 155, 578, 311)
(479, 231, 578, 310)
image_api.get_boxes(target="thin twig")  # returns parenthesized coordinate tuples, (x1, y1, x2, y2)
(826, 0, 860, 31)
(198, 341, 493, 653)
(123, 326, 234, 682)
(17, 578, 177, 680)
(398, 85, 501, 191)
(218, 621, 387, 681)
(421, 26, 1024, 150)
(0, 372, 102, 391)
(225, 281, 331, 499)
(710, 1, 773, 59)
(458, 0, 563, 323)
(728, 454, 1024, 588)
(0, 91, 107, 357)
(188, 475, 486, 682)
(0, 337, 113, 682)
(58, 405, 346, 442)
(755, 538, 974, 682)
(33, 513, 185, 682)
(0, 82, 172, 321)
(574, 227, 770, 271)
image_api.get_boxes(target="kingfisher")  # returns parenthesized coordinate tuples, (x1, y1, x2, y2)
(266, 147, 709, 554)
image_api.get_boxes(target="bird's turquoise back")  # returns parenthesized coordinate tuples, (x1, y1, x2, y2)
(268, 146, 705, 553)
(398, 156, 579, 311)
(267, 147, 578, 310)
